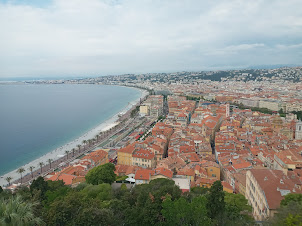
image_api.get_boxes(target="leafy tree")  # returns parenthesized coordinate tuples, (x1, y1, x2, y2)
(30, 176, 49, 200)
(271, 194, 302, 225)
(281, 194, 302, 206)
(0, 186, 3, 193)
(224, 193, 254, 225)
(206, 180, 225, 220)
(0, 195, 44, 225)
(43, 181, 70, 209)
(162, 196, 211, 225)
(225, 193, 252, 213)
(81, 183, 112, 201)
(270, 201, 302, 226)
(124, 179, 182, 225)
(120, 183, 127, 191)
(85, 163, 116, 185)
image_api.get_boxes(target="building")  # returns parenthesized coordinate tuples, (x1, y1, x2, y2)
(245, 169, 301, 221)
(117, 143, 135, 165)
(132, 149, 156, 168)
(140, 105, 150, 116)
(296, 121, 302, 140)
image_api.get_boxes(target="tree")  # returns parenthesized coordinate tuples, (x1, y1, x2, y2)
(82, 140, 87, 146)
(271, 194, 302, 225)
(77, 144, 81, 152)
(45, 192, 114, 226)
(85, 163, 116, 185)
(30, 176, 49, 200)
(162, 196, 211, 225)
(17, 167, 25, 184)
(224, 193, 254, 224)
(0, 186, 3, 193)
(48, 158, 53, 169)
(124, 178, 182, 225)
(206, 180, 225, 220)
(39, 162, 44, 174)
(5, 177, 12, 186)
(281, 194, 302, 207)
(120, 184, 127, 191)
(88, 139, 93, 147)
(81, 184, 112, 201)
(28, 166, 35, 178)
(65, 150, 69, 159)
(0, 195, 44, 225)
(95, 134, 100, 142)
(71, 148, 76, 157)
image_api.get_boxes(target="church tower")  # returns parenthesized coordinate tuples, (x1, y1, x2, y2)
(225, 103, 230, 118)
(295, 120, 302, 140)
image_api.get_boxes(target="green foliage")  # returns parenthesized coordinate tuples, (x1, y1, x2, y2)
(116, 175, 128, 181)
(206, 180, 225, 219)
(224, 193, 254, 225)
(225, 193, 252, 213)
(130, 105, 140, 118)
(81, 184, 112, 201)
(30, 176, 49, 200)
(162, 196, 211, 225)
(232, 102, 274, 114)
(0, 195, 44, 226)
(120, 178, 182, 225)
(43, 185, 71, 209)
(185, 95, 201, 101)
(85, 163, 116, 185)
(270, 194, 302, 225)
(271, 201, 302, 226)
(281, 194, 302, 207)
(0, 186, 3, 193)
(292, 111, 302, 120)
(120, 183, 127, 191)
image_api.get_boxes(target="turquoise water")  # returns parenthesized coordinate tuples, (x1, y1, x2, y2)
(0, 84, 141, 175)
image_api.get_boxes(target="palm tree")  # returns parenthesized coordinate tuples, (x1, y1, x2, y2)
(72, 148, 76, 157)
(82, 140, 87, 148)
(48, 158, 53, 169)
(77, 144, 81, 152)
(65, 150, 69, 159)
(16, 167, 25, 184)
(88, 139, 93, 147)
(0, 195, 43, 225)
(95, 134, 100, 142)
(39, 162, 44, 174)
(5, 177, 12, 186)
(28, 166, 35, 178)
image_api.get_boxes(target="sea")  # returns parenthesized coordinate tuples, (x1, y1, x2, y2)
(0, 83, 142, 178)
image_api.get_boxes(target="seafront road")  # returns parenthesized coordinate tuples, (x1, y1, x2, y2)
(10, 106, 143, 187)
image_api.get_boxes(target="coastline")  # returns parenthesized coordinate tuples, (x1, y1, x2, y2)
(0, 86, 148, 187)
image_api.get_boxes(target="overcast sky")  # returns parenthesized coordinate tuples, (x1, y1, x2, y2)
(1, 0, 302, 78)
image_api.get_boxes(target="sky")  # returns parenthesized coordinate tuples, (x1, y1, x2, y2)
(0, 0, 302, 78)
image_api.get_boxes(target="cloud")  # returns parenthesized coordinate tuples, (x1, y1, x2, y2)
(0, 0, 302, 77)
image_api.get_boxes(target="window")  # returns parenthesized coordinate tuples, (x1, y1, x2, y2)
(212, 174, 216, 177)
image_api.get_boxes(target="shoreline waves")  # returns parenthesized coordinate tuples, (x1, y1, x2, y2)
(0, 86, 148, 187)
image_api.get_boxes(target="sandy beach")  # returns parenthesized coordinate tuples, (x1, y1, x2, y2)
(0, 87, 148, 187)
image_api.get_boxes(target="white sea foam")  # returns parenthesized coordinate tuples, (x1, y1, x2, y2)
(0, 87, 148, 187)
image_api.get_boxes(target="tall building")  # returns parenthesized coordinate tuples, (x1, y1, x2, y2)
(295, 120, 302, 140)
